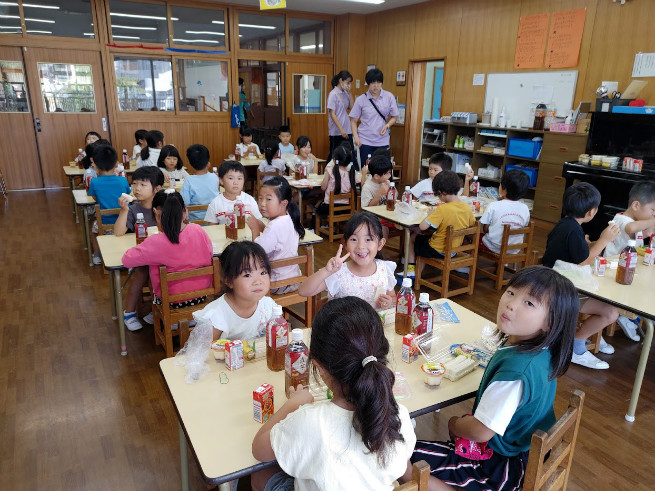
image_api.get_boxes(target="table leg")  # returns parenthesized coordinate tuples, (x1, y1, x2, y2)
(113, 270, 127, 355)
(82, 206, 92, 266)
(625, 318, 653, 422)
(298, 189, 304, 227)
(179, 423, 189, 491)
(69, 177, 79, 223)
(403, 227, 411, 277)
(218, 483, 232, 491)
(109, 273, 117, 320)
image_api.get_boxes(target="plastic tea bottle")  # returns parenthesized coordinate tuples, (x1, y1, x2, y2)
(77, 148, 84, 167)
(225, 211, 238, 240)
(116, 164, 126, 178)
(213, 166, 218, 177)
(122, 149, 130, 169)
(402, 185, 412, 205)
(234, 198, 245, 229)
(413, 293, 434, 335)
(169, 177, 176, 189)
(395, 278, 415, 335)
(234, 144, 241, 161)
(285, 328, 309, 397)
(470, 176, 479, 197)
(386, 182, 397, 211)
(533, 103, 547, 130)
(616, 239, 638, 285)
(266, 304, 288, 371)
(366, 154, 371, 167)
(135, 213, 148, 245)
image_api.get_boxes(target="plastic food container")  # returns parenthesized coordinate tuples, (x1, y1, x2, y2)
(211, 339, 228, 360)
(602, 156, 619, 169)
(579, 154, 590, 165)
(590, 155, 604, 166)
(421, 362, 446, 387)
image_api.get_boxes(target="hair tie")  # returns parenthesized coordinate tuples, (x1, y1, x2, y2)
(164, 188, 175, 194)
(346, 163, 353, 171)
(361, 355, 377, 367)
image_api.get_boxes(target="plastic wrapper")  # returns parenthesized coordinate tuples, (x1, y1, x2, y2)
(393, 201, 426, 222)
(174, 319, 213, 384)
(553, 260, 598, 291)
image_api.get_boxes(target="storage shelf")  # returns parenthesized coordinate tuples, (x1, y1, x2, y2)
(423, 142, 446, 148)
(447, 146, 473, 152)
(505, 155, 539, 163)
(479, 132, 507, 138)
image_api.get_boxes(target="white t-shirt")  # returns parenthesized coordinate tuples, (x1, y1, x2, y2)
(286, 155, 315, 174)
(473, 379, 523, 436)
(604, 213, 641, 257)
(270, 401, 416, 491)
(255, 214, 301, 284)
(479, 199, 530, 254)
(193, 295, 277, 340)
(132, 144, 142, 160)
(361, 177, 387, 207)
(162, 168, 189, 181)
(236, 142, 261, 157)
(204, 192, 262, 224)
(136, 147, 161, 168)
(257, 158, 286, 179)
(325, 260, 396, 309)
(410, 178, 435, 202)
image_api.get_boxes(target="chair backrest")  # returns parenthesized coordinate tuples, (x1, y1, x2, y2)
(186, 203, 210, 225)
(443, 221, 481, 256)
(94, 204, 121, 235)
(328, 189, 356, 217)
(268, 246, 314, 293)
(498, 221, 534, 259)
(158, 257, 221, 305)
(256, 169, 281, 197)
(394, 460, 430, 491)
(523, 390, 585, 491)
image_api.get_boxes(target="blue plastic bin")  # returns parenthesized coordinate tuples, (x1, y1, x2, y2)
(507, 138, 542, 160)
(504, 164, 538, 187)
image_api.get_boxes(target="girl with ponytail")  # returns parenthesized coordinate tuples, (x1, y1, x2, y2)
(318, 142, 361, 218)
(136, 129, 164, 168)
(252, 296, 416, 491)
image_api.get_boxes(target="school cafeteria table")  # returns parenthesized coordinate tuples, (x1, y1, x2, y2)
(97, 226, 323, 356)
(284, 173, 324, 225)
(160, 298, 486, 490)
(574, 260, 655, 422)
(73, 190, 96, 266)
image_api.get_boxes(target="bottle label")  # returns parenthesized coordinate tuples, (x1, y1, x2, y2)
(234, 201, 244, 217)
(267, 322, 288, 349)
(285, 350, 308, 376)
(225, 212, 236, 229)
(618, 250, 638, 269)
(136, 223, 147, 239)
(402, 192, 412, 205)
(396, 293, 414, 315)
(413, 307, 433, 335)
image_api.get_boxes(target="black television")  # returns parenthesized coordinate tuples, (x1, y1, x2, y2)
(587, 112, 655, 168)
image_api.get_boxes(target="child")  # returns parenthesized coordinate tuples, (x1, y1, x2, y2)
(193, 241, 278, 340)
(236, 126, 261, 158)
(157, 145, 189, 182)
(479, 169, 531, 253)
(407, 266, 578, 490)
(257, 139, 286, 181)
(74, 131, 101, 163)
(122, 190, 213, 330)
(278, 125, 294, 156)
(291, 135, 317, 174)
(360, 153, 392, 208)
(248, 176, 306, 294)
(204, 160, 262, 224)
(87, 144, 131, 265)
(251, 296, 416, 491)
(132, 129, 147, 160)
(81, 138, 110, 188)
(136, 130, 164, 168)
(410, 153, 451, 202)
(180, 144, 219, 221)
(299, 211, 396, 310)
(318, 143, 361, 218)
(542, 182, 620, 369)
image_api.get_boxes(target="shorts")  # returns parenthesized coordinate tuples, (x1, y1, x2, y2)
(270, 283, 299, 295)
(414, 234, 446, 259)
(153, 294, 207, 309)
(263, 471, 294, 491)
(411, 440, 528, 490)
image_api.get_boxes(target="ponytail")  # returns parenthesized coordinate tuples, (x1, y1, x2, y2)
(263, 138, 278, 166)
(262, 176, 305, 239)
(332, 144, 353, 195)
(141, 129, 165, 162)
(152, 190, 185, 244)
(331, 70, 353, 88)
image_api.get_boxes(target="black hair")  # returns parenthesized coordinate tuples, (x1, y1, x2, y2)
(186, 144, 210, 171)
(503, 266, 578, 379)
(140, 130, 164, 161)
(372, 147, 391, 159)
(501, 169, 530, 201)
(132, 166, 164, 189)
(365, 68, 384, 85)
(92, 144, 118, 172)
(134, 129, 147, 145)
(219, 241, 271, 294)
(260, 176, 305, 239)
(239, 126, 253, 138)
(263, 138, 280, 166)
(218, 160, 246, 179)
(85, 131, 101, 142)
(562, 182, 601, 218)
(296, 135, 311, 152)
(152, 190, 185, 244)
(310, 297, 404, 465)
(238, 77, 244, 86)
(81, 139, 110, 169)
(332, 144, 356, 195)
(628, 181, 655, 207)
(343, 211, 384, 259)
(157, 145, 184, 170)
(331, 70, 353, 88)
(432, 170, 461, 196)
(367, 154, 392, 177)
(279, 125, 290, 134)
(429, 152, 452, 171)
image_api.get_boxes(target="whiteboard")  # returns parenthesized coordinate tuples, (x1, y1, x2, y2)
(484, 70, 578, 127)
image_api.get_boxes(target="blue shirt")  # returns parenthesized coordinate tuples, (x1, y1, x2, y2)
(87, 174, 131, 224)
(279, 142, 295, 155)
(180, 173, 220, 220)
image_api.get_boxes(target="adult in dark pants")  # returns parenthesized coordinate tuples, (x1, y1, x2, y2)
(327, 70, 356, 165)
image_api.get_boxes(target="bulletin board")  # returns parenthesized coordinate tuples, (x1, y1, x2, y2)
(484, 70, 578, 126)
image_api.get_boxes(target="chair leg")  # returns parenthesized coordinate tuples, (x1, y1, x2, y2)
(179, 319, 190, 349)
(495, 261, 504, 291)
(441, 263, 450, 298)
(414, 257, 422, 291)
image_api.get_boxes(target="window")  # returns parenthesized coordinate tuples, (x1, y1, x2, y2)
(23, 0, 94, 39)
(114, 57, 173, 111)
(176, 59, 229, 112)
(293, 74, 325, 114)
(238, 13, 285, 52)
(171, 6, 226, 49)
(0, 61, 29, 112)
(38, 63, 95, 113)
(109, 0, 168, 44)
(289, 18, 331, 55)
(0, 2, 21, 34)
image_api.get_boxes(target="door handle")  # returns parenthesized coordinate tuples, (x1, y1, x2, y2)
(35, 117, 41, 132)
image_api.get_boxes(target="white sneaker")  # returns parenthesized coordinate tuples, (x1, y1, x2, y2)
(571, 350, 609, 370)
(92, 253, 102, 265)
(124, 313, 143, 332)
(598, 337, 615, 355)
(617, 315, 640, 342)
(143, 312, 154, 324)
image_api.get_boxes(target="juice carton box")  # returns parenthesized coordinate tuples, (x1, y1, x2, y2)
(253, 383, 274, 423)
(643, 247, 654, 266)
(594, 256, 607, 276)
(402, 333, 420, 364)
(225, 340, 244, 371)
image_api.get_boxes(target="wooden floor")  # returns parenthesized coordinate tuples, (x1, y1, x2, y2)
(1, 189, 654, 490)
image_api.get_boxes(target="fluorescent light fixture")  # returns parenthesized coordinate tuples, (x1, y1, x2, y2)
(185, 30, 224, 36)
(300, 44, 324, 50)
(0, 25, 21, 29)
(25, 18, 56, 24)
(23, 3, 60, 8)
(27, 30, 52, 34)
(0, 15, 20, 19)
(211, 20, 225, 25)
(111, 13, 166, 21)
(0, 2, 18, 6)
(173, 38, 219, 44)
(238, 24, 276, 29)
(340, 0, 385, 4)
(112, 25, 156, 31)
(83, 32, 94, 36)
(113, 35, 140, 40)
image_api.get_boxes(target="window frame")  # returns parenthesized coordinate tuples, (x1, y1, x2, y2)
(37, 61, 97, 114)
(291, 72, 327, 115)
(107, 0, 170, 48)
(167, 2, 229, 52)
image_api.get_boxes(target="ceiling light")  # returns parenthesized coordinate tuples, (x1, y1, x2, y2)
(173, 38, 219, 44)
(25, 18, 56, 24)
(83, 32, 94, 36)
(0, 25, 21, 29)
(27, 30, 52, 34)
(111, 13, 166, 21)
(300, 44, 324, 50)
(112, 25, 156, 31)
(23, 3, 60, 8)
(211, 21, 224, 25)
(113, 35, 140, 40)
(0, 2, 18, 6)
(238, 24, 276, 29)
(0, 15, 20, 19)
(340, 0, 385, 4)
(185, 30, 224, 36)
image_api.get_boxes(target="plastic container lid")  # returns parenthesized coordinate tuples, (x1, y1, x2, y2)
(136, 213, 144, 219)
(291, 328, 303, 341)
(419, 292, 430, 303)
(401, 277, 413, 288)
(272, 304, 283, 316)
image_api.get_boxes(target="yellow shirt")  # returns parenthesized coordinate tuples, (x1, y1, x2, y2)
(426, 201, 476, 253)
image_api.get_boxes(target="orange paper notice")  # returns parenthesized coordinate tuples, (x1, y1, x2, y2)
(514, 13, 550, 69)
(545, 8, 586, 69)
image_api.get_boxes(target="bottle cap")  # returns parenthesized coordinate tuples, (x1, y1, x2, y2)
(123, 149, 127, 153)
(390, 182, 395, 187)
(405, 185, 410, 191)
(272, 304, 283, 316)
(291, 328, 303, 341)
(78, 148, 83, 153)
(628, 239, 636, 247)
(136, 213, 144, 220)
(213, 167, 217, 172)
(402, 277, 413, 288)
(473, 176, 478, 181)
(419, 292, 430, 303)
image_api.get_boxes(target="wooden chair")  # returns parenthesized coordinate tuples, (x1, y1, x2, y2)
(94, 205, 121, 235)
(394, 460, 430, 491)
(523, 390, 585, 491)
(315, 190, 356, 242)
(153, 257, 221, 358)
(269, 246, 315, 327)
(476, 221, 534, 290)
(186, 203, 209, 225)
(0, 168, 7, 199)
(256, 168, 281, 197)
(415, 222, 481, 298)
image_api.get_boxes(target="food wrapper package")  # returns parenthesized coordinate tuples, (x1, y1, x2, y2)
(174, 319, 213, 383)
(393, 201, 426, 222)
(553, 260, 598, 291)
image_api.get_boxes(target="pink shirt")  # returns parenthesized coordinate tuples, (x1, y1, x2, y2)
(327, 87, 351, 137)
(255, 214, 300, 284)
(122, 223, 213, 299)
(349, 88, 399, 147)
(323, 166, 361, 204)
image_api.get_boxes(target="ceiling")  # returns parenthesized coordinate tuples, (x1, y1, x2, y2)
(210, 0, 428, 15)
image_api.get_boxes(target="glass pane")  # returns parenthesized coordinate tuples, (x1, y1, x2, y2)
(176, 59, 229, 112)
(38, 63, 95, 113)
(293, 74, 325, 114)
(0, 61, 29, 112)
(171, 6, 225, 49)
(114, 57, 174, 111)
(238, 60, 284, 129)
(109, 0, 168, 44)
(24, 0, 94, 39)
(289, 18, 331, 54)
(0, 2, 22, 34)
(238, 13, 285, 52)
